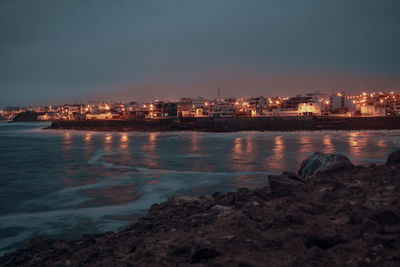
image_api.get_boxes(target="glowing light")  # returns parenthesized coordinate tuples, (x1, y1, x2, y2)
(120, 133, 128, 142)
(105, 134, 112, 143)
(325, 100, 330, 105)
(84, 133, 91, 142)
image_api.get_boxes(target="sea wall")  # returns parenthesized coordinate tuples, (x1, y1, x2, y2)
(47, 116, 400, 132)
(314, 116, 400, 130)
(48, 117, 314, 132)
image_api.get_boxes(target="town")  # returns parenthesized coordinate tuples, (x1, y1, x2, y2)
(2, 90, 400, 121)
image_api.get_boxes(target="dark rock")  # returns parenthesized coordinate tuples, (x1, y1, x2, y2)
(373, 210, 400, 225)
(191, 247, 221, 263)
(268, 174, 306, 196)
(386, 149, 400, 165)
(237, 262, 255, 267)
(304, 233, 341, 250)
(12, 111, 41, 122)
(298, 152, 353, 178)
(168, 245, 192, 260)
(307, 245, 326, 259)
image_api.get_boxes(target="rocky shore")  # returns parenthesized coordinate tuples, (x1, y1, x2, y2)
(46, 116, 400, 132)
(1, 151, 400, 266)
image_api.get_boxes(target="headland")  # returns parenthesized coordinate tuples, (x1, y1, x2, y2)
(1, 150, 399, 266)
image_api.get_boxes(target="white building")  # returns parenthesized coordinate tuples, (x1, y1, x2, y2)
(298, 103, 321, 116)
(85, 112, 120, 120)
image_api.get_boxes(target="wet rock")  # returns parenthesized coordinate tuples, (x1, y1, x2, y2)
(386, 149, 400, 165)
(298, 152, 353, 178)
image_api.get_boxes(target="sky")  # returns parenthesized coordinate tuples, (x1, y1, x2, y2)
(1, 0, 400, 106)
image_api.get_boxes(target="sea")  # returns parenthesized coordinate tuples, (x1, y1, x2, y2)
(0, 121, 399, 255)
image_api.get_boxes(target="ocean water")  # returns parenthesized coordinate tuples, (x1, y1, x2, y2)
(0, 121, 399, 255)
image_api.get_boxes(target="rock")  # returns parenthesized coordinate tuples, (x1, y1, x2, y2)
(191, 247, 221, 263)
(304, 233, 340, 250)
(268, 174, 306, 196)
(222, 234, 235, 241)
(373, 210, 400, 225)
(386, 149, 400, 165)
(12, 111, 40, 122)
(298, 152, 353, 178)
(168, 245, 192, 260)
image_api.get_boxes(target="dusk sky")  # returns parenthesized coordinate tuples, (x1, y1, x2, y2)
(1, 0, 400, 106)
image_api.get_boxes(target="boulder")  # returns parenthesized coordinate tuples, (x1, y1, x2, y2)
(386, 149, 400, 166)
(298, 152, 353, 178)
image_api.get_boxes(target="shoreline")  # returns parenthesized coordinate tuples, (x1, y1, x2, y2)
(45, 116, 400, 132)
(1, 151, 399, 266)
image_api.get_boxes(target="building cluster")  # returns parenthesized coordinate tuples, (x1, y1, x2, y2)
(1, 91, 400, 121)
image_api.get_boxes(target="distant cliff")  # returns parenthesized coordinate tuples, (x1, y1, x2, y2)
(46, 116, 400, 132)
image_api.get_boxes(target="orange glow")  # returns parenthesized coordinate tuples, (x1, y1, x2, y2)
(325, 100, 330, 105)
(120, 133, 128, 142)
(267, 135, 285, 171)
(322, 134, 334, 153)
(84, 133, 91, 142)
(120, 133, 129, 149)
(105, 134, 112, 144)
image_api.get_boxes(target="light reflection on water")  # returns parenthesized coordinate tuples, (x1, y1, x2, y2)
(0, 121, 400, 256)
(322, 134, 334, 154)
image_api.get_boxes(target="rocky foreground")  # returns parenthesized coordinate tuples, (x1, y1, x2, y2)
(1, 151, 400, 267)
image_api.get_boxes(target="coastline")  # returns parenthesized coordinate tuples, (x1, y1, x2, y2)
(1, 151, 399, 266)
(46, 116, 400, 132)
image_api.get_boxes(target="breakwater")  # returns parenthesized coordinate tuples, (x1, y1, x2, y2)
(47, 116, 400, 132)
